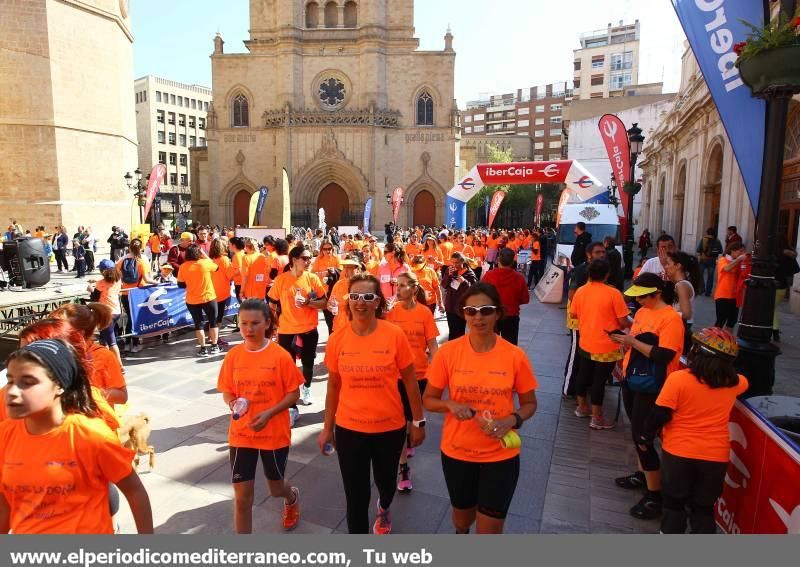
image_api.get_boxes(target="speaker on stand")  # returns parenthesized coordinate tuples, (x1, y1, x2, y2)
(1, 238, 50, 288)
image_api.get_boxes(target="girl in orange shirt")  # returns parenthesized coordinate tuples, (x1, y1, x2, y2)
(177, 244, 220, 357)
(422, 235, 443, 270)
(410, 255, 444, 314)
(610, 272, 685, 521)
(50, 303, 128, 405)
(361, 245, 380, 275)
(210, 239, 235, 336)
(639, 327, 748, 534)
(387, 272, 439, 491)
(319, 274, 425, 534)
(328, 259, 360, 334)
(312, 238, 341, 334)
(424, 282, 538, 534)
(217, 299, 304, 533)
(229, 237, 246, 300)
(0, 338, 153, 534)
(714, 241, 746, 331)
(471, 239, 487, 280)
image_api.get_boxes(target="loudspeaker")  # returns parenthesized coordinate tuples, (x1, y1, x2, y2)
(2, 238, 50, 288)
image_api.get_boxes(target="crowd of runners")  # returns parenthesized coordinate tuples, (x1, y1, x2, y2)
(0, 219, 769, 535)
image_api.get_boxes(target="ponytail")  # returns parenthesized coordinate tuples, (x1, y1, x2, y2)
(661, 281, 676, 306)
(51, 302, 112, 339)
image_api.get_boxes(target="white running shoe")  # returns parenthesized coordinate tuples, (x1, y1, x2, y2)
(289, 407, 299, 427)
(300, 385, 312, 405)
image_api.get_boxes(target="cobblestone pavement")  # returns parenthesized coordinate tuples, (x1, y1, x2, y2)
(111, 288, 799, 534)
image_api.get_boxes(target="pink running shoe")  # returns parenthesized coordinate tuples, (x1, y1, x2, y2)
(397, 464, 412, 493)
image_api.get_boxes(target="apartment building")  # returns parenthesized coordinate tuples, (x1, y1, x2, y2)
(573, 20, 640, 100)
(134, 76, 212, 226)
(461, 82, 572, 162)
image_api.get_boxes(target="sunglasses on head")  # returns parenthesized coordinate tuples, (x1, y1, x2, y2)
(462, 305, 498, 316)
(348, 292, 378, 302)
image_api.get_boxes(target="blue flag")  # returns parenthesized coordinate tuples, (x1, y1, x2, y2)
(255, 186, 269, 225)
(671, 0, 766, 215)
(484, 194, 490, 225)
(363, 198, 373, 234)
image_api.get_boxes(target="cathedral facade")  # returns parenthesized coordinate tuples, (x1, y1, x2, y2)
(194, 0, 460, 229)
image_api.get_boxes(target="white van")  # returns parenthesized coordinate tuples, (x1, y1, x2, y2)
(555, 203, 622, 268)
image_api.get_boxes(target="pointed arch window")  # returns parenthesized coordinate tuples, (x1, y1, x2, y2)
(232, 94, 249, 128)
(416, 90, 434, 126)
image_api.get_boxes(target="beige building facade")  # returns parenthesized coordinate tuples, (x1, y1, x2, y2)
(193, 0, 460, 230)
(573, 20, 640, 100)
(134, 76, 212, 227)
(0, 0, 137, 233)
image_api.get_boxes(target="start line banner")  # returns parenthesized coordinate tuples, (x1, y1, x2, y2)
(127, 285, 240, 336)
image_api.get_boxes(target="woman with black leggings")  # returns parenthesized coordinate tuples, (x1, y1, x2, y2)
(177, 244, 219, 357)
(319, 274, 425, 534)
(609, 272, 684, 520)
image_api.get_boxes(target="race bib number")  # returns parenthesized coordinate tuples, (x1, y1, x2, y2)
(255, 274, 265, 282)
(380, 275, 391, 284)
(450, 279, 462, 290)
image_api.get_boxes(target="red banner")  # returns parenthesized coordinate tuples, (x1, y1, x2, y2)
(487, 191, 506, 229)
(535, 194, 544, 225)
(391, 186, 404, 224)
(598, 114, 631, 233)
(476, 161, 572, 186)
(716, 401, 800, 534)
(143, 164, 167, 222)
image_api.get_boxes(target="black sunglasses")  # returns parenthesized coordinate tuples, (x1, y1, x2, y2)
(462, 305, 498, 316)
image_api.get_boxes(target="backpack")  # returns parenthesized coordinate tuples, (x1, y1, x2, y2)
(624, 332, 667, 394)
(120, 257, 139, 284)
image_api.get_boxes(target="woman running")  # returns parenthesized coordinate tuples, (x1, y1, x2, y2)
(410, 255, 444, 315)
(386, 271, 439, 492)
(424, 282, 538, 534)
(268, 246, 327, 409)
(177, 244, 220, 357)
(210, 238, 234, 344)
(312, 238, 341, 334)
(50, 303, 128, 405)
(638, 327, 748, 533)
(421, 235, 443, 270)
(319, 274, 425, 534)
(610, 272, 685, 520)
(0, 338, 153, 533)
(217, 299, 304, 533)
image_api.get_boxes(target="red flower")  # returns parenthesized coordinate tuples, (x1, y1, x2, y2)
(792, 16, 800, 28)
(733, 41, 747, 55)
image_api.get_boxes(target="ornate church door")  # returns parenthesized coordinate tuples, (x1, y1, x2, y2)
(233, 189, 251, 226)
(413, 190, 435, 226)
(318, 183, 349, 227)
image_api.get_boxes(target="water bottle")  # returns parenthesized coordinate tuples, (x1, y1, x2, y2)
(294, 288, 305, 308)
(231, 398, 249, 420)
(329, 296, 338, 316)
(323, 442, 335, 456)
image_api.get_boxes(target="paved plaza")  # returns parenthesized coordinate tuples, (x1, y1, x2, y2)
(107, 279, 800, 534)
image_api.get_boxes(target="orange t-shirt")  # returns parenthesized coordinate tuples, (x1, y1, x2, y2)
(622, 305, 685, 377)
(311, 254, 340, 276)
(330, 277, 351, 333)
(453, 243, 475, 259)
(148, 234, 161, 254)
(411, 264, 442, 306)
(427, 335, 538, 463)
(324, 320, 415, 433)
(271, 254, 289, 275)
(242, 254, 269, 300)
(268, 271, 326, 335)
(94, 279, 122, 315)
(240, 251, 259, 284)
(531, 240, 541, 261)
(365, 259, 380, 276)
(217, 341, 305, 450)
(0, 414, 133, 534)
(231, 250, 245, 285)
(116, 257, 150, 291)
(570, 282, 630, 355)
(422, 247, 443, 268)
(487, 237, 499, 251)
(371, 245, 384, 261)
(0, 385, 7, 422)
(472, 245, 487, 264)
(405, 243, 423, 258)
(438, 242, 454, 262)
(177, 258, 218, 305)
(714, 256, 738, 300)
(657, 369, 749, 462)
(88, 343, 126, 392)
(211, 256, 233, 301)
(386, 302, 439, 379)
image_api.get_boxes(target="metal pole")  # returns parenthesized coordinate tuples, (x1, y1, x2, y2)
(624, 154, 638, 279)
(735, 0, 796, 396)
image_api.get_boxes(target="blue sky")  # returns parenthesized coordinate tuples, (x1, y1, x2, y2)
(132, 0, 686, 105)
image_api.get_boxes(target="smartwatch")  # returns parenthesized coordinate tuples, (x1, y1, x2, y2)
(412, 418, 427, 428)
(512, 412, 524, 430)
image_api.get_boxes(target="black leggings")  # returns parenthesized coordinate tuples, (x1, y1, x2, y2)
(527, 260, 543, 287)
(496, 316, 520, 345)
(216, 297, 230, 325)
(277, 328, 318, 388)
(55, 249, 69, 271)
(622, 385, 660, 471)
(335, 425, 406, 534)
(715, 298, 739, 328)
(575, 357, 615, 406)
(661, 450, 728, 534)
(323, 309, 334, 335)
(187, 301, 218, 331)
(446, 312, 466, 341)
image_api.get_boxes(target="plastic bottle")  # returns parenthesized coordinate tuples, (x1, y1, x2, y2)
(329, 296, 338, 315)
(294, 288, 305, 308)
(231, 398, 249, 420)
(323, 442, 335, 456)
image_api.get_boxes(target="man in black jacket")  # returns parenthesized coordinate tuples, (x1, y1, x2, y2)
(107, 226, 129, 261)
(441, 252, 477, 341)
(571, 222, 592, 268)
(604, 236, 624, 291)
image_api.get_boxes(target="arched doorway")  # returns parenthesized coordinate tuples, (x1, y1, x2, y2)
(704, 145, 723, 233)
(674, 164, 687, 248)
(413, 190, 435, 226)
(318, 183, 349, 227)
(233, 189, 251, 226)
(654, 176, 665, 237)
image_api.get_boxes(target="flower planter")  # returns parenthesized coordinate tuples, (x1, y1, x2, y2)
(738, 43, 800, 97)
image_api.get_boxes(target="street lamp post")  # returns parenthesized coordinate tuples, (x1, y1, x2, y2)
(623, 123, 644, 279)
(124, 168, 147, 225)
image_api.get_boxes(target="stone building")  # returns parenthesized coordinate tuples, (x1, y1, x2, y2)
(0, 0, 137, 233)
(192, 0, 460, 230)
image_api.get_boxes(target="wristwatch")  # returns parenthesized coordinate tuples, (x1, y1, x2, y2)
(512, 412, 524, 430)
(412, 418, 427, 428)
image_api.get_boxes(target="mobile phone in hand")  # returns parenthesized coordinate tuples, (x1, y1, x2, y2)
(606, 329, 624, 336)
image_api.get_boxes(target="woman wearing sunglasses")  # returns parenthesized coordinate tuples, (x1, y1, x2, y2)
(424, 282, 538, 534)
(319, 274, 425, 534)
(609, 272, 685, 520)
(387, 271, 439, 492)
(376, 242, 410, 303)
(268, 246, 328, 410)
(312, 238, 341, 334)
